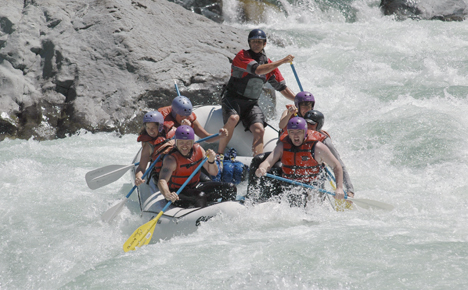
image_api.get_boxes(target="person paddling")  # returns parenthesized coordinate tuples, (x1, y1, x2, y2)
(303, 109, 355, 197)
(158, 95, 228, 142)
(254, 117, 344, 205)
(135, 111, 173, 186)
(278, 91, 315, 130)
(158, 126, 237, 208)
(217, 29, 296, 160)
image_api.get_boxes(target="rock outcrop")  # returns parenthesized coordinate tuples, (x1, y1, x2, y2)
(381, 0, 468, 21)
(0, 0, 247, 140)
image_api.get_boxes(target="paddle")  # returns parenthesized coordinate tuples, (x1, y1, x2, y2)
(101, 156, 160, 222)
(265, 173, 394, 211)
(123, 157, 208, 252)
(102, 133, 219, 222)
(322, 166, 353, 211)
(290, 62, 304, 92)
(86, 162, 140, 190)
(174, 79, 181, 96)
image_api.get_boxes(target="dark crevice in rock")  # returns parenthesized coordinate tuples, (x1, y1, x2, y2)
(16, 102, 42, 139)
(0, 119, 17, 141)
(131, 1, 147, 9)
(0, 17, 14, 34)
(40, 39, 55, 79)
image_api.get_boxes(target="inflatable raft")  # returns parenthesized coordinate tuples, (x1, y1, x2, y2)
(130, 105, 279, 241)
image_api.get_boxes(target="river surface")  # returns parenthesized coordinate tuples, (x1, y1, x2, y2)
(2, 0, 468, 289)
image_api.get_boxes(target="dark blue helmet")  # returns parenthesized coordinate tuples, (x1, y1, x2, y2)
(303, 110, 325, 131)
(248, 29, 267, 41)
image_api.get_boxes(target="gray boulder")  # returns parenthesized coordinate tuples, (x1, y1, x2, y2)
(0, 0, 247, 140)
(381, 0, 468, 21)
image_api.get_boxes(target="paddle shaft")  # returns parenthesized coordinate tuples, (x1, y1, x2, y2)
(174, 79, 181, 96)
(323, 166, 349, 198)
(266, 173, 337, 197)
(265, 173, 394, 211)
(290, 63, 303, 92)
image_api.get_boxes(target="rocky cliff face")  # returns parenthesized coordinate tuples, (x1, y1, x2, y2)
(0, 0, 246, 141)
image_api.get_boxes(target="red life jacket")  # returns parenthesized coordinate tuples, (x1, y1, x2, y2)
(137, 134, 169, 175)
(168, 143, 204, 191)
(280, 131, 322, 183)
(279, 129, 327, 143)
(158, 106, 197, 134)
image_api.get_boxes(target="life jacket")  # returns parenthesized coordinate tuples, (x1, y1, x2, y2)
(279, 129, 327, 143)
(158, 106, 197, 134)
(280, 132, 322, 183)
(226, 50, 269, 100)
(167, 143, 204, 191)
(137, 133, 170, 175)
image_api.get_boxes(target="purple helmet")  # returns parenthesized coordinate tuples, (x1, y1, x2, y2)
(143, 111, 164, 132)
(294, 91, 315, 111)
(175, 125, 195, 140)
(171, 96, 192, 118)
(287, 117, 308, 138)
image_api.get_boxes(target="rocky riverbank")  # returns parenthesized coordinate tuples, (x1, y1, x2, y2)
(0, 0, 246, 140)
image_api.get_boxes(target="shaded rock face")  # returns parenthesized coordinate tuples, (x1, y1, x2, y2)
(380, 0, 468, 21)
(0, 0, 249, 141)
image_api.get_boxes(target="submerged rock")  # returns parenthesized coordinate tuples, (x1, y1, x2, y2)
(380, 0, 467, 21)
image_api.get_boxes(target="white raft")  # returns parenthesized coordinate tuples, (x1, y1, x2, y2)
(130, 105, 278, 241)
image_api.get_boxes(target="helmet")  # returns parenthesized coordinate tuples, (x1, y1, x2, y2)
(171, 96, 192, 118)
(248, 29, 267, 41)
(294, 91, 315, 111)
(303, 110, 324, 131)
(287, 117, 307, 138)
(175, 125, 195, 140)
(143, 111, 164, 132)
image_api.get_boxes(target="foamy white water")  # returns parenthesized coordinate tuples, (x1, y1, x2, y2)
(2, 1, 468, 289)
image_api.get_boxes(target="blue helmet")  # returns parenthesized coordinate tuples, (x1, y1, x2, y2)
(248, 29, 267, 41)
(171, 96, 192, 118)
(175, 125, 195, 140)
(287, 117, 308, 138)
(143, 111, 164, 132)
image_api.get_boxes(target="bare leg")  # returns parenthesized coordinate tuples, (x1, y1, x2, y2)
(250, 122, 265, 156)
(218, 114, 239, 154)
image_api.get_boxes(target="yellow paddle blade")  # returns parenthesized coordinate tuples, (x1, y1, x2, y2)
(334, 199, 354, 211)
(328, 179, 354, 211)
(123, 211, 163, 252)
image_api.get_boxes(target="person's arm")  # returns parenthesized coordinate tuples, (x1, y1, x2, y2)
(202, 148, 218, 176)
(157, 155, 179, 202)
(191, 120, 227, 143)
(255, 143, 284, 177)
(322, 138, 355, 196)
(279, 87, 295, 101)
(255, 55, 294, 75)
(135, 143, 151, 186)
(313, 142, 344, 199)
(278, 105, 298, 129)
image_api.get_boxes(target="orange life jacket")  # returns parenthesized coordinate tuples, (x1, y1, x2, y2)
(279, 129, 327, 143)
(137, 134, 170, 175)
(158, 106, 197, 134)
(168, 143, 204, 191)
(280, 131, 322, 183)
